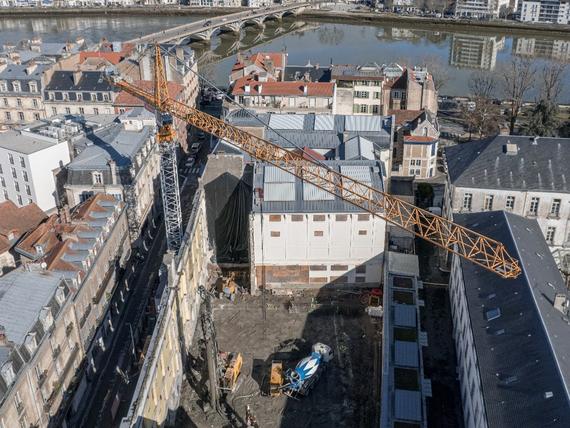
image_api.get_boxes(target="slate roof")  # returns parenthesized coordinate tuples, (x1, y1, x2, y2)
(0, 129, 65, 155)
(45, 70, 114, 92)
(283, 65, 332, 82)
(0, 63, 46, 93)
(445, 135, 570, 193)
(454, 211, 570, 428)
(331, 63, 385, 80)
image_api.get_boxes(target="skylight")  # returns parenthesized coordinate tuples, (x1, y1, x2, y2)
(486, 308, 501, 321)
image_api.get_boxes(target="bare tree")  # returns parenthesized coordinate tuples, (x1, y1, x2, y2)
(468, 71, 498, 100)
(461, 98, 501, 140)
(540, 62, 567, 102)
(500, 57, 536, 134)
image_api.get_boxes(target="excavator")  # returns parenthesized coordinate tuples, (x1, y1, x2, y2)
(108, 44, 521, 280)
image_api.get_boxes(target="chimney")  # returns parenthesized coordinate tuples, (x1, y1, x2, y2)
(532, 136, 539, 145)
(504, 141, 518, 155)
(554, 293, 569, 315)
(25, 62, 37, 75)
(59, 204, 71, 224)
(0, 325, 6, 346)
(109, 160, 117, 185)
(303, 84, 308, 96)
(72, 67, 82, 86)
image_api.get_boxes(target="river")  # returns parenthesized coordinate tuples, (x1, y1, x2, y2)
(1, 15, 569, 102)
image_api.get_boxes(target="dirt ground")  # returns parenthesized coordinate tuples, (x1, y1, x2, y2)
(177, 291, 382, 428)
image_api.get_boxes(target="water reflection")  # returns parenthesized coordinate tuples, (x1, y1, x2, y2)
(513, 37, 570, 62)
(450, 34, 506, 71)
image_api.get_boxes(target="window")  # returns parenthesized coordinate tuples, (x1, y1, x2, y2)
(529, 197, 540, 215)
(14, 182, 19, 192)
(372, 105, 380, 114)
(0, 82, 6, 92)
(92, 172, 103, 185)
(79, 107, 85, 115)
(11, 167, 16, 178)
(506, 195, 515, 210)
(79, 191, 93, 202)
(313, 215, 326, 222)
(103, 93, 110, 102)
(17, 112, 24, 121)
(22, 171, 28, 182)
(331, 265, 348, 271)
(268, 215, 281, 222)
(373, 92, 381, 99)
(410, 159, 422, 167)
(550, 199, 561, 217)
(546, 227, 556, 244)
(25, 185, 31, 196)
(335, 214, 347, 222)
(393, 90, 401, 99)
(270, 231, 280, 237)
(358, 230, 368, 235)
(0, 164, 2, 174)
(291, 214, 303, 222)
(16, 98, 21, 107)
(65, 107, 71, 115)
(12, 81, 20, 92)
(17, 195, 22, 205)
(355, 265, 366, 274)
(484, 194, 494, 211)
(27, 198, 32, 204)
(2, 98, 7, 106)
(355, 91, 369, 99)
(358, 214, 370, 221)
(2, 190, 7, 201)
(62, 92, 69, 101)
(32, 98, 38, 108)
(51, 107, 57, 115)
(463, 193, 473, 211)
(431, 142, 436, 156)
(19, 156, 25, 168)
(93, 107, 99, 115)
(76, 93, 82, 101)
(0, 177, 4, 187)
(29, 82, 37, 93)
(4, 112, 10, 121)
(33, 113, 40, 121)
(13, 391, 22, 412)
(310, 265, 326, 271)
(359, 104, 368, 113)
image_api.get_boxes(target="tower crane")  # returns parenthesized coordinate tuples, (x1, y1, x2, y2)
(109, 45, 521, 279)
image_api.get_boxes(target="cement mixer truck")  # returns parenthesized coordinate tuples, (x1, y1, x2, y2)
(280, 343, 333, 397)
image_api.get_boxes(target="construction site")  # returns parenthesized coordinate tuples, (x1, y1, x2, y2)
(177, 287, 382, 428)
(113, 44, 523, 428)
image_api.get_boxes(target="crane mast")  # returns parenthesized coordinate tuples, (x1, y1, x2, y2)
(110, 47, 521, 279)
(152, 46, 182, 251)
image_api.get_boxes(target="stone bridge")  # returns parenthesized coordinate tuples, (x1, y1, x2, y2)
(126, 3, 309, 45)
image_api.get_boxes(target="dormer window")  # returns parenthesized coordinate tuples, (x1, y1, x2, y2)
(92, 172, 103, 185)
(77, 93, 82, 101)
(91, 93, 97, 102)
(48, 92, 55, 101)
(39, 307, 54, 331)
(24, 332, 38, 355)
(63, 92, 69, 101)
(0, 362, 15, 386)
(28, 82, 37, 93)
(12, 81, 20, 92)
(0, 81, 7, 92)
(55, 286, 66, 305)
(103, 93, 109, 102)
(35, 244, 44, 256)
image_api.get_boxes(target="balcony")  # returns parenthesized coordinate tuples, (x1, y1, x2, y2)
(79, 304, 92, 328)
(37, 369, 48, 388)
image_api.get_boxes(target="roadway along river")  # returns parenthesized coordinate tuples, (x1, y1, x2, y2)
(1, 14, 569, 102)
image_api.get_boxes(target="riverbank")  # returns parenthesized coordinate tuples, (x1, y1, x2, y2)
(304, 9, 570, 39)
(1, 5, 570, 39)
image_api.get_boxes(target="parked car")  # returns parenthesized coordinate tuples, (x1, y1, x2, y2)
(190, 142, 201, 154)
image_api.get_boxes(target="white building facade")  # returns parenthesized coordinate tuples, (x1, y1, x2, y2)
(0, 128, 70, 212)
(455, 0, 511, 18)
(518, 0, 570, 24)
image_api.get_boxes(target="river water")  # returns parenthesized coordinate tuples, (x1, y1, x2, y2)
(1, 15, 569, 102)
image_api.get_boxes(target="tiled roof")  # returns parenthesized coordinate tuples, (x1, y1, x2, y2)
(403, 135, 437, 143)
(231, 76, 334, 97)
(79, 51, 124, 65)
(114, 80, 184, 106)
(249, 52, 285, 69)
(0, 201, 47, 254)
(389, 109, 422, 126)
(445, 135, 570, 192)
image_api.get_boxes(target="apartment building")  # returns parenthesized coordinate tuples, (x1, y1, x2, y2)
(65, 109, 160, 242)
(331, 63, 438, 116)
(250, 161, 386, 292)
(187, 0, 240, 6)
(450, 211, 570, 428)
(454, 0, 510, 18)
(0, 271, 81, 428)
(0, 124, 71, 212)
(444, 135, 570, 263)
(0, 62, 48, 125)
(120, 191, 209, 427)
(380, 251, 428, 428)
(43, 70, 117, 117)
(0, 200, 46, 275)
(450, 34, 506, 70)
(513, 37, 570, 61)
(14, 193, 130, 424)
(518, 0, 570, 24)
(391, 110, 439, 179)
